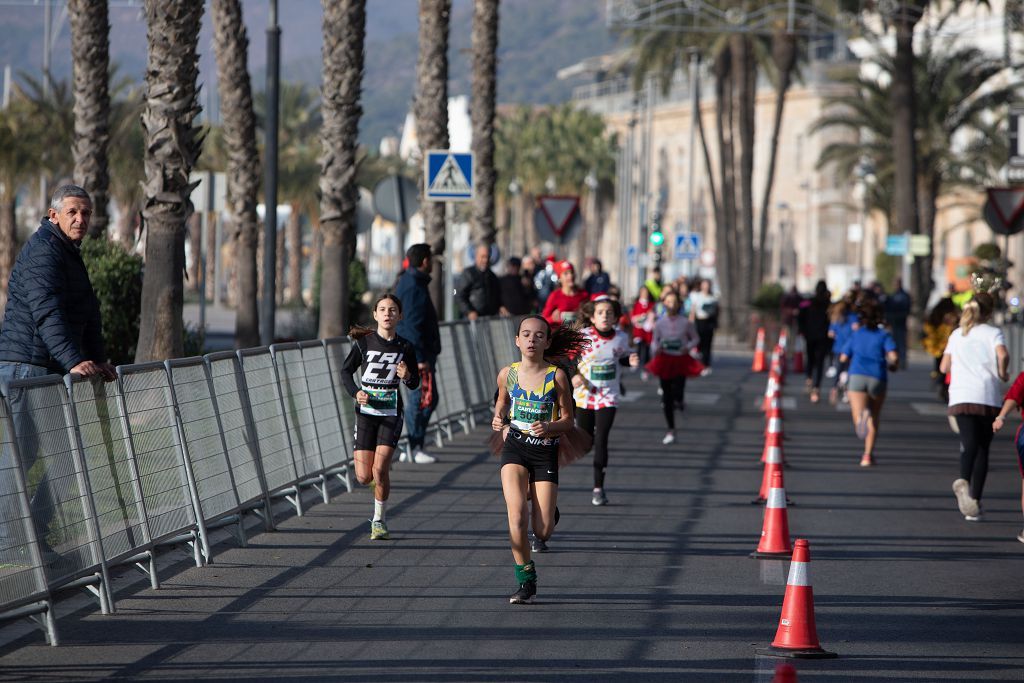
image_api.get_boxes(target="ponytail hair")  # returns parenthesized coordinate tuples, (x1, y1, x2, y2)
(348, 324, 375, 340)
(959, 292, 994, 336)
(516, 315, 592, 363)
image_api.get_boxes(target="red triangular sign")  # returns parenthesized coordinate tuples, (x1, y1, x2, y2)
(986, 187, 1024, 228)
(537, 196, 580, 237)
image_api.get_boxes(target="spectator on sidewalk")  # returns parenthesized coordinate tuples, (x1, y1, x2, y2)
(584, 259, 611, 296)
(498, 257, 535, 316)
(884, 278, 912, 369)
(456, 244, 506, 320)
(0, 185, 117, 560)
(395, 243, 442, 464)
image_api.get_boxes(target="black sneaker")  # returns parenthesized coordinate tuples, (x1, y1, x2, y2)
(531, 536, 548, 553)
(509, 580, 536, 604)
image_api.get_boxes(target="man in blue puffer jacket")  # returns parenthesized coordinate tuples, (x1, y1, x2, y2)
(0, 185, 116, 559)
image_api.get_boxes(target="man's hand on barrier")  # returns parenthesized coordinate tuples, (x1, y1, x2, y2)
(99, 362, 116, 382)
(71, 360, 104, 378)
(356, 390, 369, 405)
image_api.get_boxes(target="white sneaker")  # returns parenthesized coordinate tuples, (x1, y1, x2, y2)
(1016, 529, 1024, 544)
(700, 367, 712, 377)
(413, 450, 437, 464)
(662, 431, 675, 445)
(952, 479, 980, 517)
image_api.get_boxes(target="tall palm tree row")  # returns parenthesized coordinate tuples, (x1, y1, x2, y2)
(211, 0, 262, 348)
(318, 0, 366, 337)
(135, 0, 205, 362)
(814, 38, 1017, 280)
(0, 96, 39, 311)
(68, 0, 112, 238)
(471, 0, 499, 248)
(416, 0, 451, 313)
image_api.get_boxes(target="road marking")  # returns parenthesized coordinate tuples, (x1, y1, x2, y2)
(910, 402, 948, 417)
(753, 397, 797, 409)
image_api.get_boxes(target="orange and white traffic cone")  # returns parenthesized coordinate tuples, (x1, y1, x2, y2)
(770, 344, 785, 383)
(758, 539, 837, 659)
(755, 441, 786, 502)
(752, 327, 767, 372)
(792, 335, 805, 374)
(752, 470, 792, 557)
(762, 375, 780, 412)
(765, 400, 784, 439)
(760, 428, 785, 464)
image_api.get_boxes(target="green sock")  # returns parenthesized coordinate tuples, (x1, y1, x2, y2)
(515, 561, 537, 584)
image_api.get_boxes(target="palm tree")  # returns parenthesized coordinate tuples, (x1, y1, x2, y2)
(211, 0, 261, 348)
(108, 81, 145, 249)
(318, 0, 366, 337)
(471, 0, 499, 248)
(135, 0, 205, 362)
(0, 95, 39, 310)
(415, 0, 451, 313)
(68, 0, 112, 238)
(814, 39, 1016, 287)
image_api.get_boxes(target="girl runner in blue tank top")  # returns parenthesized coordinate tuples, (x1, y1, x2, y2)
(491, 315, 588, 604)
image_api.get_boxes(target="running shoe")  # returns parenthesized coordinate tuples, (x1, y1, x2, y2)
(1016, 529, 1024, 544)
(662, 431, 675, 445)
(859, 454, 873, 467)
(952, 479, 980, 517)
(531, 536, 548, 553)
(509, 580, 536, 604)
(592, 489, 608, 506)
(825, 366, 837, 379)
(964, 512, 984, 522)
(855, 410, 870, 440)
(700, 367, 712, 377)
(369, 520, 389, 540)
(413, 449, 437, 464)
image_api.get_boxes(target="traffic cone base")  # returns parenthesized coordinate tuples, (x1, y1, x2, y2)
(756, 644, 837, 659)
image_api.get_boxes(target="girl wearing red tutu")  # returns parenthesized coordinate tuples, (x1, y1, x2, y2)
(645, 289, 703, 445)
(490, 315, 590, 604)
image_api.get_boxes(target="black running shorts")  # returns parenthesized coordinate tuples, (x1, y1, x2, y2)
(501, 429, 559, 485)
(353, 411, 404, 451)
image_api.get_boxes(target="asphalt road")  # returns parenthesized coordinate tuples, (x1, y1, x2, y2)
(1, 350, 1021, 682)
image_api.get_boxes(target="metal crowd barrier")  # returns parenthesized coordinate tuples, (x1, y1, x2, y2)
(0, 317, 519, 645)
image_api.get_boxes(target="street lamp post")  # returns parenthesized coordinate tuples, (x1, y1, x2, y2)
(261, 0, 281, 346)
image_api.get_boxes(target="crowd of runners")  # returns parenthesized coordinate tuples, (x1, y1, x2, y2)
(344, 245, 1024, 606)
(791, 280, 1024, 545)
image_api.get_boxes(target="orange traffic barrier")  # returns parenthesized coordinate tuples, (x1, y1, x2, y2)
(752, 470, 792, 558)
(792, 335, 805, 373)
(752, 327, 767, 372)
(759, 539, 837, 659)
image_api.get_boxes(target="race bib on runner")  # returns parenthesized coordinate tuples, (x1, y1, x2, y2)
(588, 360, 617, 386)
(510, 397, 554, 431)
(661, 338, 683, 353)
(362, 388, 398, 416)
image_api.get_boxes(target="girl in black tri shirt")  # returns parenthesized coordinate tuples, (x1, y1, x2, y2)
(341, 294, 420, 540)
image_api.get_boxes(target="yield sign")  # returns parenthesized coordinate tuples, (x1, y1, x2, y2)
(984, 187, 1024, 236)
(536, 195, 580, 237)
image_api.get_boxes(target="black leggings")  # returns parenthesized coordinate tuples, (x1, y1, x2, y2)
(660, 376, 687, 429)
(955, 414, 995, 501)
(805, 338, 832, 390)
(695, 319, 715, 367)
(575, 406, 617, 489)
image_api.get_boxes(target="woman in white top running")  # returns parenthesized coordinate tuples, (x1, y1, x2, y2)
(688, 279, 719, 373)
(940, 292, 1009, 521)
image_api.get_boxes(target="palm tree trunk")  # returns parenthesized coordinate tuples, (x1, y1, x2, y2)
(756, 29, 797, 289)
(0, 196, 16, 312)
(68, 0, 112, 238)
(733, 34, 756, 316)
(211, 0, 260, 347)
(416, 0, 451, 315)
(471, 0, 498, 247)
(118, 204, 138, 250)
(714, 49, 739, 333)
(287, 205, 303, 305)
(318, 0, 366, 338)
(135, 0, 204, 362)
(892, 4, 925, 322)
(188, 211, 201, 291)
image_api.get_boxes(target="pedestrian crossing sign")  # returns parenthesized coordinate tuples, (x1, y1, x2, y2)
(674, 232, 701, 260)
(425, 150, 474, 202)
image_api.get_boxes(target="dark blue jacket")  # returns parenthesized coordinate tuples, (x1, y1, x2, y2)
(0, 219, 105, 373)
(394, 267, 441, 366)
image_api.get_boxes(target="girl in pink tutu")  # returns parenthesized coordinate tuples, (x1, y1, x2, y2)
(490, 316, 590, 604)
(645, 289, 703, 445)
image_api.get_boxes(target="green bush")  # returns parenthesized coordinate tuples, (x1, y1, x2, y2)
(752, 282, 784, 312)
(81, 237, 143, 365)
(973, 243, 1001, 262)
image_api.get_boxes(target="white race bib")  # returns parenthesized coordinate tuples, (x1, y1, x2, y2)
(362, 388, 398, 417)
(588, 360, 617, 386)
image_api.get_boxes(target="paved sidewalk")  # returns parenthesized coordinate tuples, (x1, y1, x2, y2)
(0, 351, 1021, 681)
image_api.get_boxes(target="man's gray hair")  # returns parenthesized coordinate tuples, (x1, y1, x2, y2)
(50, 185, 91, 212)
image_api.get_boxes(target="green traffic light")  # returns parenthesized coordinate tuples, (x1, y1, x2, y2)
(649, 230, 665, 247)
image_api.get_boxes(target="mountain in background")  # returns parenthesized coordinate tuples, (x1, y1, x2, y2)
(0, 0, 617, 146)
